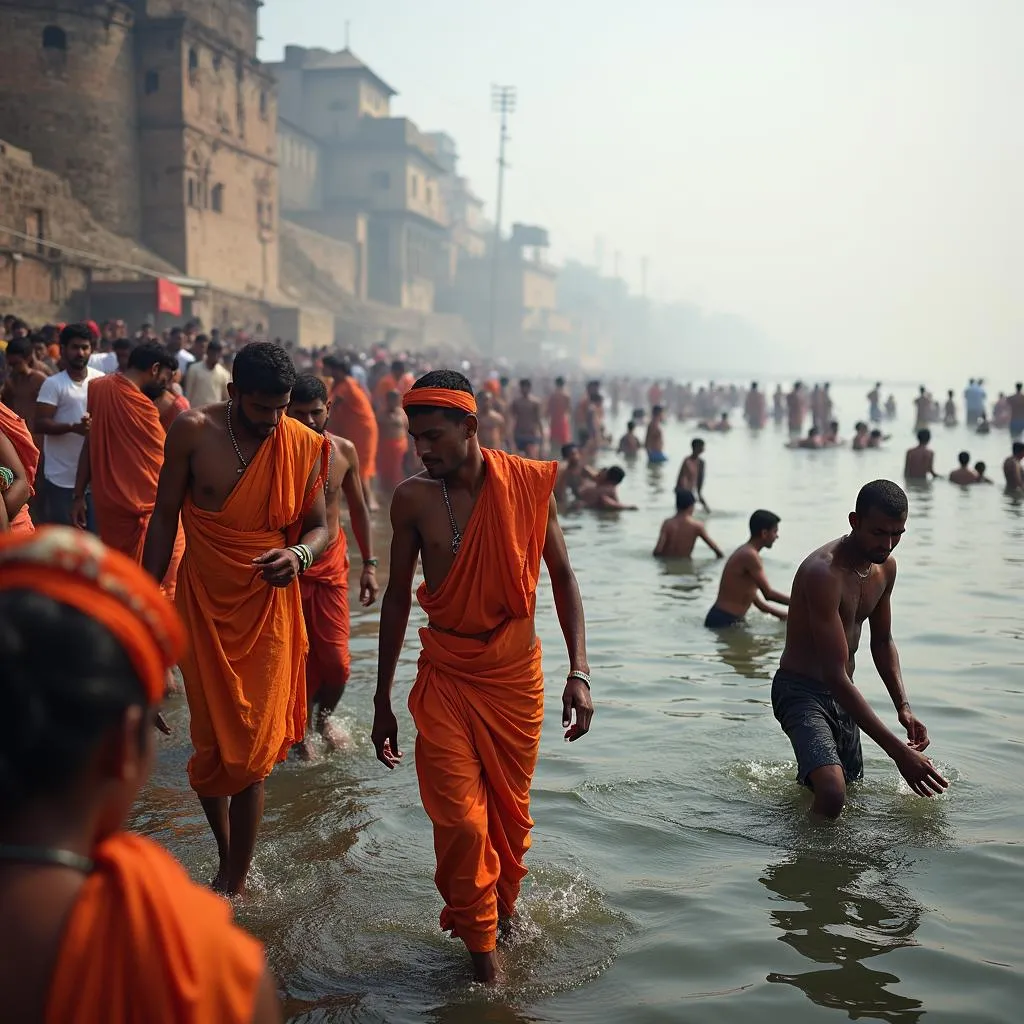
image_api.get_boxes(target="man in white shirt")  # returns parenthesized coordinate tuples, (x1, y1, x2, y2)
(167, 325, 195, 379)
(183, 338, 230, 406)
(34, 323, 104, 529)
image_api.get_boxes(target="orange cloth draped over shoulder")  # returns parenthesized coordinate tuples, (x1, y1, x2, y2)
(176, 416, 328, 797)
(87, 374, 183, 597)
(408, 447, 557, 954)
(0, 400, 39, 534)
(159, 392, 190, 432)
(46, 834, 264, 1024)
(328, 377, 378, 481)
(373, 371, 414, 407)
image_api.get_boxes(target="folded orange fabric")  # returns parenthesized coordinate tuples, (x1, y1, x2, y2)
(408, 448, 557, 953)
(46, 833, 264, 1024)
(0, 526, 184, 703)
(328, 378, 378, 480)
(176, 416, 327, 797)
(0, 399, 40, 533)
(299, 530, 350, 689)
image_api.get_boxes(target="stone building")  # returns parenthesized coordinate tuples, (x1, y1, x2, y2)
(268, 46, 450, 315)
(0, 0, 288, 327)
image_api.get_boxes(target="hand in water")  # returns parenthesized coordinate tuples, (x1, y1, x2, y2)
(371, 701, 403, 768)
(895, 745, 948, 797)
(898, 706, 930, 751)
(562, 678, 594, 742)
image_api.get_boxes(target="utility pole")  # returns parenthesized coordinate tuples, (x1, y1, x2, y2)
(488, 84, 516, 360)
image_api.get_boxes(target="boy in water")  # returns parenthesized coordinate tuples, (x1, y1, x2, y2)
(948, 451, 978, 485)
(653, 489, 723, 558)
(618, 421, 641, 457)
(904, 429, 938, 480)
(704, 510, 790, 627)
(677, 439, 709, 512)
(575, 466, 637, 511)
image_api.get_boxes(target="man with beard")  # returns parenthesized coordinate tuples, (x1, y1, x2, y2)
(143, 342, 329, 895)
(372, 370, 593, 983)
(70, 342, 184, 596)
(287, 374, 379, 757)
(772, 479, 948, 818)
(34, 324, 103, 529)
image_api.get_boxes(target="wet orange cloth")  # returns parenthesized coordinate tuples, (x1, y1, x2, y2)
(328, 377, 378, 480)
(46, 833, 264, 1024)
(159, 392, 190, 432)
(299, 529, 350, 689)
(408, 448, 557, 953)
(376, 436, 408, 490)
(0, 400, 39, 534)
(176, 416, 327, 797)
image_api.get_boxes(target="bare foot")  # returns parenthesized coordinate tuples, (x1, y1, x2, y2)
(164, 667, 182, 696)
(320, 718, 351, 752)
(469, 949, 504, 985)
(211, 863, 229, 893)
(294, 736, 319, 762)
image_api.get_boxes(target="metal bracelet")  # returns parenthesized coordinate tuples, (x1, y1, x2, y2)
(567, 669, 592, 689)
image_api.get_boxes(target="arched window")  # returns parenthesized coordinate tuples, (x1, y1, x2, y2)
(42, 26, 67, 51)
(188, 47, 199, 85)
(187, 178, 196, 207)
(259, 90, 268, 120)
(211, 184, 224, 213)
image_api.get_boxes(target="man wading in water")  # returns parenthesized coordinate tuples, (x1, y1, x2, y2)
(772, 479, 948, 818)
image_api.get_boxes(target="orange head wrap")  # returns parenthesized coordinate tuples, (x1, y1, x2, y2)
(402, 387, 477, 414)
(0, 527, 185, 703)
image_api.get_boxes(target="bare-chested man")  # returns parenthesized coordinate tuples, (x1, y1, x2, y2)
(771, 480, 948, 818)
(476, 389, 507, 450)
(787, 382, 805, 436)
(644, 405, 667, 464)
(913, 387, 932, 431)
(554, 444, 596, 504)
(574, 466, 637, 511)
(943, 390, 958, 427)
(788, 426, 822, 450)
(376, 389, 411, 494)
(704, 510, 789, 627)
(617, 421, 641, 457)
(287, 375, 378, 756)
(510, 378, 544, 458)
(1, 337, 47, 439)
(852, 422, 870, 450)
(1004, 441, 1024, 491)
(546, 376, 572, 455)
(904, 429, 938, 480)
(1007, 383, 1024, 440)
(744, 382, 767, 429)
(653, 488, 723, 558)
(948, 451, 978, 485)
(677, 438, 709, 512)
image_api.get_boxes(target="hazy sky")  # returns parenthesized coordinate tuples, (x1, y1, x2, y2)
(261, 1, 1023, 381)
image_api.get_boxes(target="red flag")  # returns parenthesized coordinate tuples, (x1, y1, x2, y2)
(156, 278, 182, 317)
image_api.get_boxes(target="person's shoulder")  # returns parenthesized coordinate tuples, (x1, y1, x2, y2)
(37, 372, 67, 399)
(328, 431, 356, 463)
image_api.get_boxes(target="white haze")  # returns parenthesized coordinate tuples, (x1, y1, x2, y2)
(261, 0, 1024, 383)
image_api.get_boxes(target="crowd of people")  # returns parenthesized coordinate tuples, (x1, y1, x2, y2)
(0, 311, 1008, 1017)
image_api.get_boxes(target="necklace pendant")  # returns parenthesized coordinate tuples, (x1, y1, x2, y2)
(237, 467, 245, 475)
(452, 536, 461, 555)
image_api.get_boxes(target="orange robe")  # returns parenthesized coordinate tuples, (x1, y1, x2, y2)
(376, 436, 408, 490)
(159, 392, 190, 432)
(46, 833, 264, 1024)
(0, 400, 39, 534)
(408, 448, 557, 953)
(87, 374, 183, 597)
(373, 371, 414, 408)
(176, 416, 327, 797)
(299, 527, 350, 691)
(328, 378, 378, 481)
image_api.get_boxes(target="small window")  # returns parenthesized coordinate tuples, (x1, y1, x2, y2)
(259, 90, 268, 120)
(213, 52, 223, 71)
(144, 70, 160, 94)
(211, 184, 224, 213)
(187, 177, 196, 207)
(188, 47, 199, 85)
(371, 170, 390, 190)
(410, 175, 418, 199)
(425, 185, 433, 205)
(42, 26, 67, 51)
(257, 199, 264, 222)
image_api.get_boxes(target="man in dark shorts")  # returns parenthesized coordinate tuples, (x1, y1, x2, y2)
(772, 479, 948, 818)
(704, 509, 789, 627)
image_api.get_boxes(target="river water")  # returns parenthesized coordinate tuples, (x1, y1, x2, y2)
(136, 384, 1024, 1024)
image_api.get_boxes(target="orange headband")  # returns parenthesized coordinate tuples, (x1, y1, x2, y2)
(402, 387, 477, 414)
(0, 528, 185, 703)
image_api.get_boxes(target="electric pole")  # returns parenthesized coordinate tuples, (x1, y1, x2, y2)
(488, 84, 516, 360)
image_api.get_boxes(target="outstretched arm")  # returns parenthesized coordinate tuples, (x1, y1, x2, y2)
(653, 522, 669, 556)
(542, 494, 594, 741)
(749, 555, 790, 605)
(699, 525, 724, 558)
(371, 485, 420, 768)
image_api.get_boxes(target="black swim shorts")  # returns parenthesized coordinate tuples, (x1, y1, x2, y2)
(771, 669, 864, 787)
(704, 604, 744, 629)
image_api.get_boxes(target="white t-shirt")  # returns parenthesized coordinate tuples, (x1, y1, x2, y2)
(176, 349, 195, 378)
(88, 351, 117, 374)
(184, 360, 230, 406)
(37, 368, 104, 489)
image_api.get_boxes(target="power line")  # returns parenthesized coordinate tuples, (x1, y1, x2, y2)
(487, 84, 516, 360)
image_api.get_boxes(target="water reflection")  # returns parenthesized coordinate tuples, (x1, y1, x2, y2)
(712, 627, 781, 681)
(761, 853, 924, 1023)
